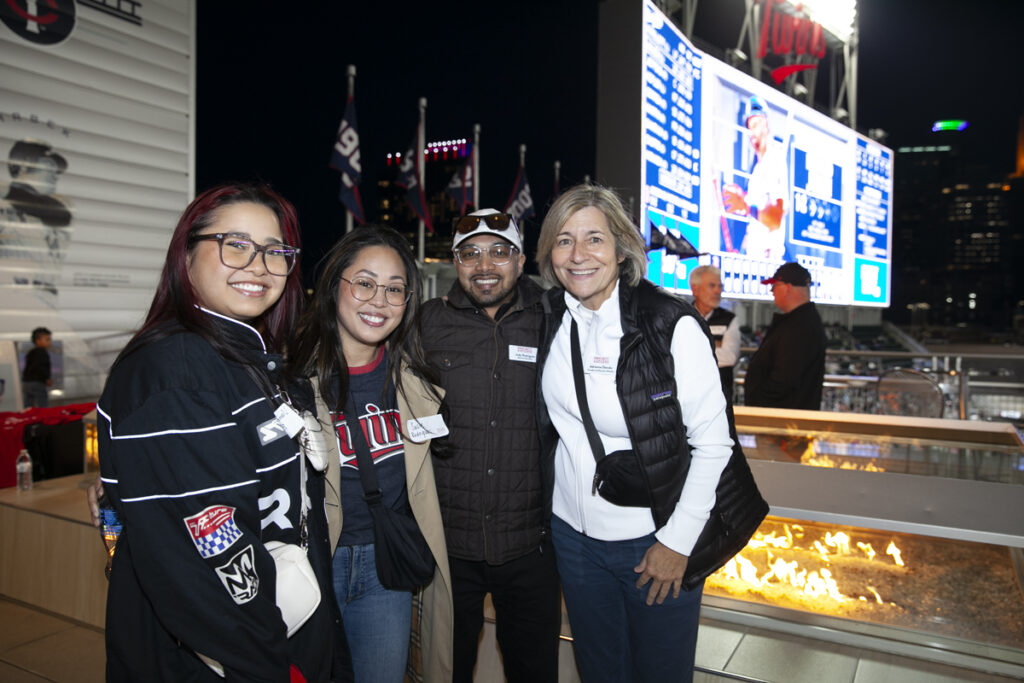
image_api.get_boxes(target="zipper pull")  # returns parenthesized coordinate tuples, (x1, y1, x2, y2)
(592, 473, 599, 496)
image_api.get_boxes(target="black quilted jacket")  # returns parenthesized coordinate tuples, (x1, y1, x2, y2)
(420, 277, 549, 564)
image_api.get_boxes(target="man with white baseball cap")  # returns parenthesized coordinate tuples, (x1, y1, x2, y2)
(419, 209, 560, 682)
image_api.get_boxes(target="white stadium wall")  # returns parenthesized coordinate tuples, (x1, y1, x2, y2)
(0, 0, 195, 403)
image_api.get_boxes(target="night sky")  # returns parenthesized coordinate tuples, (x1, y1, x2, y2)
(196, 0, 1024, 274)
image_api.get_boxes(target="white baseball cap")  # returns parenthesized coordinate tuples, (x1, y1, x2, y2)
(452, 208, 523, 252)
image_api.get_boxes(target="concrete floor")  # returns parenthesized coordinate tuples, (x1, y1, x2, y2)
(2, 595, 1020, 682)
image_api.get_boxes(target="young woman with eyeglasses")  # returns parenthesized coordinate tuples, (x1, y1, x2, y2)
(289, 226, 453, 683)
(96, 183, 337, 682)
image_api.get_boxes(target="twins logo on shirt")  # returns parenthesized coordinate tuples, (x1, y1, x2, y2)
(335, 403, 403, 468)
(184, 505, 243, 559)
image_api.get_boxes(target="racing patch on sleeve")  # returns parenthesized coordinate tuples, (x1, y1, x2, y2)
(215, 544, 259, 605)
(184, 505, 243, 559)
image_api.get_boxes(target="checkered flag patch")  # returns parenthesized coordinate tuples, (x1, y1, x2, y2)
(184, 505, 243, 559)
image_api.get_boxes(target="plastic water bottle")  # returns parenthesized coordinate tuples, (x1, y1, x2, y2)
(98, 493, 122, 579)
(16, 449, 32, 491)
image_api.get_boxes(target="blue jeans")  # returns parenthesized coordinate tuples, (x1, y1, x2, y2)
(551, 516, 703, 683)
(332, 543, 412, 683)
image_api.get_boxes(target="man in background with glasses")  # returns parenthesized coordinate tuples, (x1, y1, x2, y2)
(420, 209, 560, 682)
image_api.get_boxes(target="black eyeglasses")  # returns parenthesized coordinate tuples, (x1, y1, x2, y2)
(340, 276, 412, 306)
(452, 213, 519, 236)
(190, 232, 299, 276)
(453, 244, 518, 266)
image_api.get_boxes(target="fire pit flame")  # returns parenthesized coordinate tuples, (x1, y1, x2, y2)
(886, 541, 904, 566)
(708, 523, 907, 610)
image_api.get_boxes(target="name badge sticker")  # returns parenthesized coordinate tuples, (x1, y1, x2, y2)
(585, 355, 615, 376)
(407, 414, 450, 443)
(274, 403, 305, 438)
(509, 345, 538, 363)
(709, 325, 728, 335)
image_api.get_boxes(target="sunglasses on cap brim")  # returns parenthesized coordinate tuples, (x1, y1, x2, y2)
(453, 213, 519, 236)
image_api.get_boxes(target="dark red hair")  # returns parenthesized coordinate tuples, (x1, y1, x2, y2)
(118, 183, 304, 364)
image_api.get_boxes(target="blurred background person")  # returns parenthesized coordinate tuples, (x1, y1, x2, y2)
(21, 326, 52, 408)
(744, 262, 826, 410)
(688, 265, 740, 397)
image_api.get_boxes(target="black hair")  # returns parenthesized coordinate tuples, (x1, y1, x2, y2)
(289, 226, 440, 412)
(31, 327, 51, 343)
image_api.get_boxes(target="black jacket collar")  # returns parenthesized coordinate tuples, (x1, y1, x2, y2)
(198, 306, 268, 353)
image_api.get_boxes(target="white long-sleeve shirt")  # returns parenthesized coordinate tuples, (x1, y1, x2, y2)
(541, 283, 734, 556)
(703, 308, 741, 369)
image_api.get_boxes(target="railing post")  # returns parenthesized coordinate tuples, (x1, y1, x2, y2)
(959, 369, 968, 420)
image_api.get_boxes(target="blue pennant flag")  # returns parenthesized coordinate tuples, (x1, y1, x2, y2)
(445, 143, 474, 213)
(395, 130, 435, 234)
(329, 96, 364, 223)
(504, 165, 535, 224)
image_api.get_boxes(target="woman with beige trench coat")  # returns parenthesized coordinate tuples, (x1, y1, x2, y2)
(290, 226, 453, 682)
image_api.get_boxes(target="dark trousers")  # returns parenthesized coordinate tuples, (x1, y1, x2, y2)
(551, 516, 703, 683)
(450, 544, 561, 683)
(23, 381, 48, 408)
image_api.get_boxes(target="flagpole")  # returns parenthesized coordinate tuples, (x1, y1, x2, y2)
(472, 123, 480, 209)
(519, 143, 526, 170)
(417, 97, 427, 263)
(345, 64, 356, 233)
(553, 159, 560, 197)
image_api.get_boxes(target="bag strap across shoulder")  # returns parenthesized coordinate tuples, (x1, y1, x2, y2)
(570, 317, 606, 464)
(343, 393, 385, 506)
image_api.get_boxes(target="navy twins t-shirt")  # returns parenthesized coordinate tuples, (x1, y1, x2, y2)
(331, 348, 410, 546)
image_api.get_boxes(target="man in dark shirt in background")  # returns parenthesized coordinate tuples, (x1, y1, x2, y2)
(22, 326, 52, 408)
(744, 263, 826, 410)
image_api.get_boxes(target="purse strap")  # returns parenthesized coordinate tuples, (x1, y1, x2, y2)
(570, 317, 606, 464)
(241, 363, 311, 547)
(343, 393, 385, 507)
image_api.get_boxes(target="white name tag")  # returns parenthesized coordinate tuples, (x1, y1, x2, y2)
(407, 414, 449, 443)
(274, 403, 305, 438)
(709, 325, 728, 335)
(585, 355, 615, 376)
(509, 345, 538, 363)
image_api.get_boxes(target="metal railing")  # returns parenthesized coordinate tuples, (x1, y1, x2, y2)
(734, 348, 1024, 424)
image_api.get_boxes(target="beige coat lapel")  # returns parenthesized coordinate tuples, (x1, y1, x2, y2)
(312, 376, 343, 554)
(397, 366, 454, 683)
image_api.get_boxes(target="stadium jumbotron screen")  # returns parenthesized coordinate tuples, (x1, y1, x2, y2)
(639, 0, 892, 307)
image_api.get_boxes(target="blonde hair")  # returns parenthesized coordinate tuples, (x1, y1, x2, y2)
(536, 184, 647, 287)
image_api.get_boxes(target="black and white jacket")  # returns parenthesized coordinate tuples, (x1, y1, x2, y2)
(98, 309, 334, 682)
